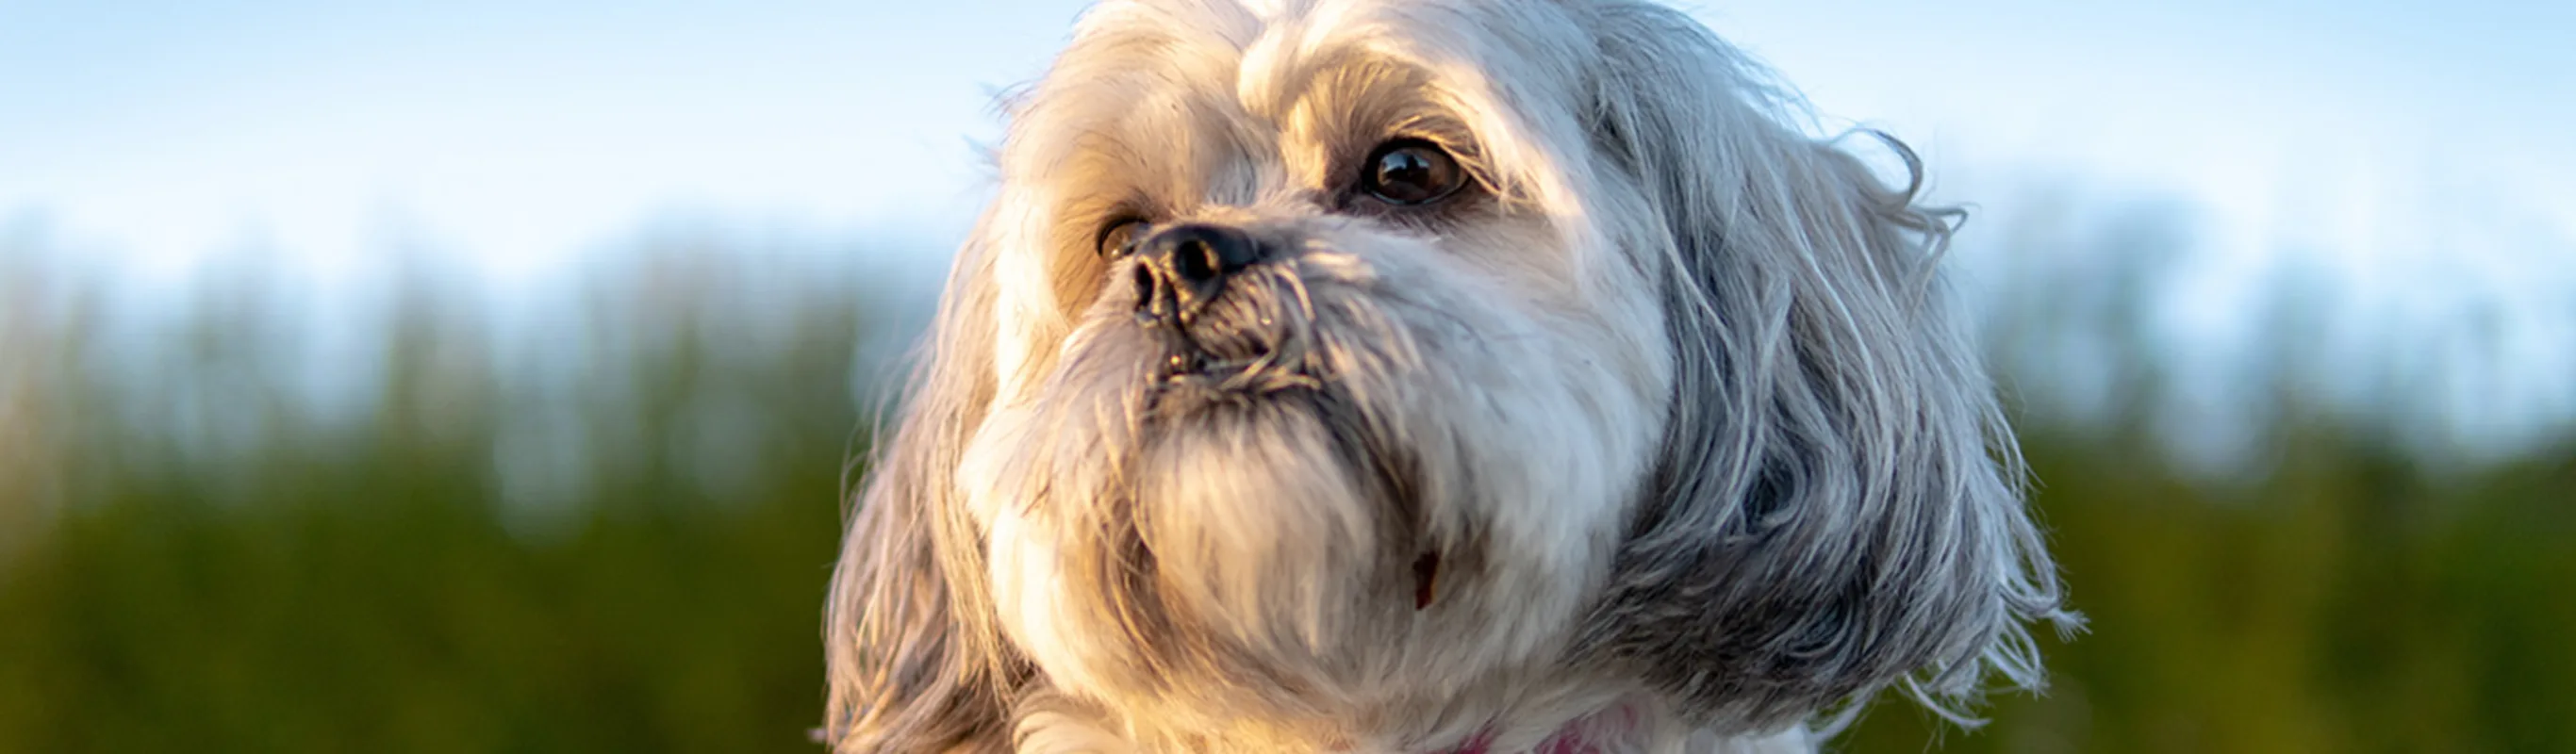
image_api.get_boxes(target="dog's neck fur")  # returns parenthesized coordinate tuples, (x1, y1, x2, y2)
(821, 0, 2077, 750)
(1431, 725, 1813, 751)
(1423, 712, 1811, 754)
(1015, 692, 1815, 754)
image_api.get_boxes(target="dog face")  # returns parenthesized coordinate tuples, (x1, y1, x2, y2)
(827, 1, 2074, 751)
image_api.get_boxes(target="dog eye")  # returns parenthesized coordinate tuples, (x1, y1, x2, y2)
(1361, 139, 1464, 205)
(1097, 218, 1149, 257)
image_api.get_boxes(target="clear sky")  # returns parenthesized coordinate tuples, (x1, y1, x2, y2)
(7, 0, 2569, 277)
(3, 0, 1084, 282)
(9, 0, 2566, 272)
(5, 0, 2572, 451)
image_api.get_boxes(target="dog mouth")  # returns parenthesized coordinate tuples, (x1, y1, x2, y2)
(1127, 273, 1449, 612)
(1412, 549, 1442, 610)
(1152, 342, 1315, 391)
(1142, 303, 1319, 394)
(1133, 322, 1459, 615)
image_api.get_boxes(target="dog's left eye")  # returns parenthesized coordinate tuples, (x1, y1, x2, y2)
(1361, 139, 1465, 205)
(1097, 218, 1149, 257)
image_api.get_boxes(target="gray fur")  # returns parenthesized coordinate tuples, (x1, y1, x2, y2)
(822, 1, 2076, 751)
(1566, 1, 2079, 732)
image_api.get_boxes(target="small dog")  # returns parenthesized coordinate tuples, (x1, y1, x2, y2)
(824, 1, 2075, 751)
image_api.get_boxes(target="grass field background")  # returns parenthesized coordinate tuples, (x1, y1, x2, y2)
(4, 206, 2570, 752)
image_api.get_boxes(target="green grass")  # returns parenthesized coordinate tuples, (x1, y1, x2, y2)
(1841, 426, 2576, 753)
(4, 245, 2571, 752)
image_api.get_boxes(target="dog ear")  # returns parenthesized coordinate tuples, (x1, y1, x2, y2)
(822, 226, 1022, 752)
(1572, 2, 2078, 734)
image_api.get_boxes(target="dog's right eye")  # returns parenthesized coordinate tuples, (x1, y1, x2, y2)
(1098, 218, 1149, 257)
(1361, 139, 1465, 205)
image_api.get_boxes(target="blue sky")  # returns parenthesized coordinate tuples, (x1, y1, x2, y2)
(5, 0, 2572, 463)
(3, 0, 1083, 282)
(4, 0, 2572, 453)
(4, 0, 2568, 263)
(6, 0, 2568, 281)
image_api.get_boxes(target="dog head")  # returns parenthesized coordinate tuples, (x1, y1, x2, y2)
(826, 0, 2074, 750)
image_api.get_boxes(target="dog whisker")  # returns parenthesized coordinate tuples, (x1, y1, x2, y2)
(829, 1, 2071, 751)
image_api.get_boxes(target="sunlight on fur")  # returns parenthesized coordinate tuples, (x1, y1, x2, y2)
(824, 1, 2078, 751)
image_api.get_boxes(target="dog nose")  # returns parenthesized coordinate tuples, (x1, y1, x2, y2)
(1133, 223, 1262, 323)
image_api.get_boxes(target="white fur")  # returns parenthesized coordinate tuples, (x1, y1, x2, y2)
(824, 1, 2076, 752)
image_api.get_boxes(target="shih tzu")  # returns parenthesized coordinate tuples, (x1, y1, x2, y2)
(822, 0, 2075, 751)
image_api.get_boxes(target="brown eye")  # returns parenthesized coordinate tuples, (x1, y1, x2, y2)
(1097, 218, 1148, 257)
(1361, 139, 1464, 205)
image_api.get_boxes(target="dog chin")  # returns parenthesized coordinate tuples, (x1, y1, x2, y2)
(828, 2, 2077, 747)
(960, 232, 1664, 710)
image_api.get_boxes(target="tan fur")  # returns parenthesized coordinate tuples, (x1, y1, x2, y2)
(825, 2, 2075, 751)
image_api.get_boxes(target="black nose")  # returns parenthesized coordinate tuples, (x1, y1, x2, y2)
(1132, 223, 1262, 324)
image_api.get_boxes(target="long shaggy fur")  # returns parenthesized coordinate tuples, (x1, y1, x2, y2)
(825, 1, 2077, 752)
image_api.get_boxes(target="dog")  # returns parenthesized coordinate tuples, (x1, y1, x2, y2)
(823, 0, 2075, 751)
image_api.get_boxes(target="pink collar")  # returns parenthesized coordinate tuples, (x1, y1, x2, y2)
(1431, 717, 1616, 754)
(1439, 736, 1598, 754)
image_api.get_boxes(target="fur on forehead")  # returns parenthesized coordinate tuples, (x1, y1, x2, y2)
(990, 0, 1630, 324)
(825, 0, 2078, 750)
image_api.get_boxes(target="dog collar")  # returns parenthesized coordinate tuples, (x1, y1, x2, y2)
(1430, 723, 1607, 754)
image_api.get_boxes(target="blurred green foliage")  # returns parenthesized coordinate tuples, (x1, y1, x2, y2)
(1, 242, 877, 752)
(2, 230, 2572, 753)
(1843, 423, 2576, 753)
